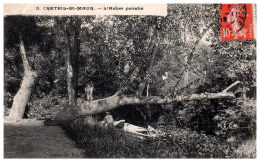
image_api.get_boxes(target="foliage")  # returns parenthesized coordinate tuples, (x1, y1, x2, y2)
(162, 78, 256, 142)
(3, 4, 256, 158)
(232, 139, 256, 158)
(4, 48, 23, 114)
(76, 15, 162, 98)
(213, 98, 256, 140)
(54, 107, 238, 158)
(4, 16, 46, 50)
(26, 94, 69, 119)
(4, 92, 12, 116)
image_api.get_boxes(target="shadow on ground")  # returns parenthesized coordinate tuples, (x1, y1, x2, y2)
(4, 125, 85, 158)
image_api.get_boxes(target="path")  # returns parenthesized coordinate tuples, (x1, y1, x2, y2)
(4, 125, 85, 158)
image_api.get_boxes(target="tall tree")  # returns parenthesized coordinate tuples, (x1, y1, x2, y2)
(75, 6, 241, 116)
(4, 16, 46, 121)
(6, 39, 37, 121)
(5, 5, 252, 120)
(55, 17, 82, 105)
(65, 18, 82, 105)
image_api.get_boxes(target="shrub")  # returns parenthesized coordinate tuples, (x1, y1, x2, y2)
(232, 139, 256, 158)
(162, 76, 256, 142)
(4, 92, 13, 116)
(26, 94, 69, 119)
(166, 128, 235, 158)
(53, 106, 236, 158)
(213, 97, 256, 140)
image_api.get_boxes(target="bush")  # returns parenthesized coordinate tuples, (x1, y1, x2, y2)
(161, 77, 256, 142)
(160, 128, 234, 158)
(4, 92, 14, 116)
(232, 139, 256, 158)
(26, 94, 69, 119)
(213, 97, 256, 140)
(53, 106, 237, 158)
(54, 107, 154, 158)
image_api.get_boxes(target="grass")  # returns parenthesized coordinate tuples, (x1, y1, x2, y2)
(4, 108, 256, 158)
(4, 125, 84, 158)
(57, 117, 241, 158)
(232, 139, 256, 158)
(50, 106, 256, 158)
(6, 103, 254, 158)
(5, 119, 255, 158)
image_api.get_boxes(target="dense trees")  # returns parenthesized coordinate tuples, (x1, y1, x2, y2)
(4, 5, 255, 127)
(4, 16, 50, 121)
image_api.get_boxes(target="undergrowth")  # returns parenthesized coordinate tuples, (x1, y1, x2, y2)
(51, 105, 253, 158)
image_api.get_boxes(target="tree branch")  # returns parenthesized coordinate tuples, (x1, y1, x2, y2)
(222, 81, 240, 93)
(137, 32, 161, 96)
(79, 81, 239, 115)
(170, 22, 217, 97)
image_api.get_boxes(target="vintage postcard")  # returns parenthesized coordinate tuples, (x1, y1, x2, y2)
(3, 3, 256, 158)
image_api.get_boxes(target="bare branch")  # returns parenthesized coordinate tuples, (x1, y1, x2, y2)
(222, 81, 240, 93)
(170, 22, 217, 96)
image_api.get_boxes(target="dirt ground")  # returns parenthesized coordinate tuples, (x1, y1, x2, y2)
(4, 125, 85, 158)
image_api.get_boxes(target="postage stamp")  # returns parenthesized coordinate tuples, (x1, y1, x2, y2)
(220, 4, 255, 41)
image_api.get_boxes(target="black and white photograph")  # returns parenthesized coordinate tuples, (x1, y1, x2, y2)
(3, 3, 257, 158)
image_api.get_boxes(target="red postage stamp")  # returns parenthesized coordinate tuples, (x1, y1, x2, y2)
(220, 4, 255, 41)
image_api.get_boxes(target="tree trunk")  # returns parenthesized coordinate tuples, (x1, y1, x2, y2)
(138, 37, 159, 96)
(79, 81, 240, 115)
(183, 23, 189, 86)
(65, 18, 81, 106)
(66, 56, 76, 105)
(6, 40, 37, 121)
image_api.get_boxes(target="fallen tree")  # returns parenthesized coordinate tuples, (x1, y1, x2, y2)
(79, 81, 240, 115)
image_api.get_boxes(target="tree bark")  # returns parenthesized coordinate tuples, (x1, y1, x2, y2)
(65, 18, 81, 106)
(137, 36, 159, 96)
(6, 40, 37, 121)
(66, 56, 76, 105)
(79, 81, 240, 115)
(183, 22, 189, 86)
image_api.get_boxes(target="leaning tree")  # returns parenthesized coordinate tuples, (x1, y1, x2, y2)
(76, 5, 241, 116)
(4, 16, 49, 121)
(4, 5, 245, 121)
